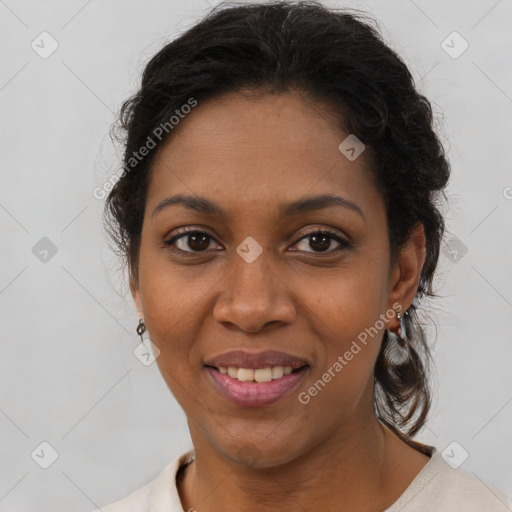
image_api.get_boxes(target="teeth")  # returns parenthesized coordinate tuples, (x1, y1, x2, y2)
(237, 368, 254, 381)
(254, 367, 272, 382)
(271, 366, 283, 379)
(218, 366, 299, 382)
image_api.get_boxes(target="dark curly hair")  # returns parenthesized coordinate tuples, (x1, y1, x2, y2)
(103, 0, 450, 441)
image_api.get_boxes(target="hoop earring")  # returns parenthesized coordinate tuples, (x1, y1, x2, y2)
(136, 319, 146, 341)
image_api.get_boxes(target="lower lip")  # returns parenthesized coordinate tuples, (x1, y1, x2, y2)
(205, 366, 309, 407)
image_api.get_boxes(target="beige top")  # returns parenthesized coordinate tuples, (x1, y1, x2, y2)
(92, 446, 512, 511)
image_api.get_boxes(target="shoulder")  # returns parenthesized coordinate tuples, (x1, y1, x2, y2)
(387, 450, 512, 512)
(92, 479, 154, 512)
(88, 449, 195, 512)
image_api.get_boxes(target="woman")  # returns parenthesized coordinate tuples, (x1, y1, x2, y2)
(95, 1, 512, 510)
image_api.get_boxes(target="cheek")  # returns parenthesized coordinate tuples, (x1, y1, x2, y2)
(140, 271, 206, 408)
(136, 249, 216, 375)
(138, 234, 217, 325)
(298, 260, 389, 401)
(141, 275, 206, 362)
(304, 257, 390, 341)
(300, 292, 384, 420)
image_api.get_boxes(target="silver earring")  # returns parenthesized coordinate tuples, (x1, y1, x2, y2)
(396, 309, 403, 338)
(396, 308, 407, 340)
(136, 319, 146, 341)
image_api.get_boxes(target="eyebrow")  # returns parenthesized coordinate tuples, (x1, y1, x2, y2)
(151, 193, 364, 220)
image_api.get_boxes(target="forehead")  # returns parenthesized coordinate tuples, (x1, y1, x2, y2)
(147, 90, 381, 217)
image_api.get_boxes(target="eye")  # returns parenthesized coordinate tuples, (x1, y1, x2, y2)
(163, 227, 350, 256)
(291, 229, 349, 254)
(163, 229, 221, 254)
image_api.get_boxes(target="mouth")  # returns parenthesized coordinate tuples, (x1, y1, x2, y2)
(204, 364, 310, 407)
(204, 364, 308, 382)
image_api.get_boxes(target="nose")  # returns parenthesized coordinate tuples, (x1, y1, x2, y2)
(212, 250, 296, 333)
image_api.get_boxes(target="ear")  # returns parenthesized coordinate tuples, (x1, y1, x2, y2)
(386, 223, 426, 329)
(130, 274, 144, 319)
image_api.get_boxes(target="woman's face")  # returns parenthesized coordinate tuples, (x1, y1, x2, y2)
(131, 90, 420, 466)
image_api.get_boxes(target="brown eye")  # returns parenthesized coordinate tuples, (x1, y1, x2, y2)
(183, 232, 210, 251)
(164, 230, 219, 253)
(292, 230, 349, 254)
(307, 232, 331, 252)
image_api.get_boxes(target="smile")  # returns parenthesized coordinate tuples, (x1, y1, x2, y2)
(205, 365, 309, 407)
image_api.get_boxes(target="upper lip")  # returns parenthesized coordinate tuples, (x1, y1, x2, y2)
(204, 350, 309, 369)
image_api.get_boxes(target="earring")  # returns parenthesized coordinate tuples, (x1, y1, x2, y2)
(396, 308, 405, 339)
(136, 319, 146, 341)
(396, 308, 408, 340)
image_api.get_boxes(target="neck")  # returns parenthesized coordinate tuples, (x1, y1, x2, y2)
(179, 414, 414, 512)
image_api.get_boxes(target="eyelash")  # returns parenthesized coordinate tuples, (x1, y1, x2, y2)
(162, 227, 350, 256)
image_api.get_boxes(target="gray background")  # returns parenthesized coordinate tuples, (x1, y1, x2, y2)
(1, 0, 511, 510)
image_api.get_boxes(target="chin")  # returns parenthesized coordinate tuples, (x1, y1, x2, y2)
(219, 436, 307, 469)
